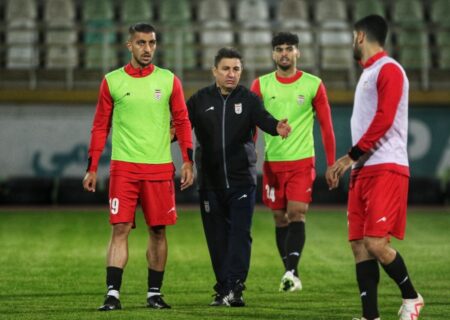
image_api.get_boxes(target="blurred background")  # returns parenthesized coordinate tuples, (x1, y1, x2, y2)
(0, 0, 448, 206)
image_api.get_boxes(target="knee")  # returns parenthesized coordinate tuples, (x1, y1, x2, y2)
(150, 226, 166, 242)
(287, 204, 308, 222)
(273, 211, 288, 227)
(112, 223, 132, 239)
(363, 239, 385, 259)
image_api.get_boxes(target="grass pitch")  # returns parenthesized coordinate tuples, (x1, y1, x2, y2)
(0, 206, 449, 320)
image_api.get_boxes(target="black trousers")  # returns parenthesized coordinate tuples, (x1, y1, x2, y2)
(199, 186, 255, 293)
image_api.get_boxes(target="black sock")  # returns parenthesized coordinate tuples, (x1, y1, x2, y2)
(356, 259, 380, 319)
(106, 266, 123, 292)
(381, 251, 418, 299)
(275, 226, 289, 270)
(285, 221, 305, 277)
(148, 269, 164, 293)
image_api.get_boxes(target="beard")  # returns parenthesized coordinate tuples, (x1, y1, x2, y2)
(277, 62, 291, 71)
(353, 44, 362, 61)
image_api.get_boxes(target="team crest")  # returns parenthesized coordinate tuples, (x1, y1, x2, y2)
(297, 95, 305, 105)
(154, 89, 162, 100)
(234, 103, 242, 114)
(204, 201, 210, 213)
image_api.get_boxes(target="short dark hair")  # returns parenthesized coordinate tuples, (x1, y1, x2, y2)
(271, 32, 299, 49)
(354, 15, 388, 46)
(129, 22, 156, 37)
(214, 47, 242, 67)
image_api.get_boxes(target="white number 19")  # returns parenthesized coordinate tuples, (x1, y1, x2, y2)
(109, 198, 119, 215)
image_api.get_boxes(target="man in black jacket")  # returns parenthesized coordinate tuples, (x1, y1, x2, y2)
(186, 47, 291, 307)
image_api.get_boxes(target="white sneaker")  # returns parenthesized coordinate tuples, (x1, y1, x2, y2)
(279, 270, 302, 292)
(398, 293, 424, 320)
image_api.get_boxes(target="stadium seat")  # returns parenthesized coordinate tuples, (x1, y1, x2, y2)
(82, 0, 114, 21)
(121, 0, 153, 25)
(5, 0, 38, 69)
(44, 0, 78, 68)
(277, 0, 309, 22)
(159, 0, 196, 69)
(44, 0, 75, 27)
(200, 20, 234, 69)
(5, 0, 37, 27)
(397, 30, 430, 70)
(319, 21, 353, 70)
(46, 46, 79, 69)
(198, 0, 230, 21)
(314, 0, 347, 24)
(276, 0, 315, 70)
(430, 0, 450, 26)
(353, 0, 385, 21)
(198, 0, 233, 69)
(392, 0, 424, 27)
(84, 46, 118, 70)
(236, 0, 272, 69)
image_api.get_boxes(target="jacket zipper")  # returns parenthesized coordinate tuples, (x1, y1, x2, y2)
(220, 93, 230, 189)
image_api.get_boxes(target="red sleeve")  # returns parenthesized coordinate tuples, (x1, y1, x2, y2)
(87, 78, 113, 172)
(250, 78, 262, 98)
(170, 76, 193, 163)
(356, 63, 404, 152)
(312, 82, 336, 166)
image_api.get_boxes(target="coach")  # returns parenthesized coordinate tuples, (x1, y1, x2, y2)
(186, 48, 290, 307)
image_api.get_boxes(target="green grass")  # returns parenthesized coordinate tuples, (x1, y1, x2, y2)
(0, 207, 449, 320)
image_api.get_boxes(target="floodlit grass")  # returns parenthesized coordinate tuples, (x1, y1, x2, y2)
(0, 207, 449, 319)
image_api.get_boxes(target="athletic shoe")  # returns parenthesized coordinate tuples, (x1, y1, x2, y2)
(147, 294, 171, 309)
(279, 270, 302, 292)
(209, 293, 226, 306)
(351, 317, 380, 320)
(223, 281, 246, 307)
(398, 293, 424, 320)
(98, 295, 121, 311)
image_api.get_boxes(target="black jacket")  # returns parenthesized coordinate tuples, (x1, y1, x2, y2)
(187, 84, 279, 190)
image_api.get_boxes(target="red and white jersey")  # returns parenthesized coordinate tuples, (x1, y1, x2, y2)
(351, 52, 409, 175)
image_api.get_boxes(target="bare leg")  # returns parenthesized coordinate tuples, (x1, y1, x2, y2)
(106, 223, 133, 268)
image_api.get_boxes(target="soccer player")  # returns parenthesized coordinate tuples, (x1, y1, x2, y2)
(330, 15, 424, 320)
(186, 47, 291, 307)
(250, 32, 336, 292)
(82, 23, 194, 311)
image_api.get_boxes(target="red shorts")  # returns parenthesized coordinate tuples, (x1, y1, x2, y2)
(109, 175, 177, 227)
(347, 171, 409, 241)
(262, 163, 316, 210)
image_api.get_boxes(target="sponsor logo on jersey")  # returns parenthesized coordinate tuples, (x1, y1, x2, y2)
(154, 89, 162, 100)
(234, 103, 242, 114)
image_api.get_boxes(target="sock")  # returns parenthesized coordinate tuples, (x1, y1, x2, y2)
(285, 221, 305, 277)
(381, 251, 418, 299)
(275, 226, 289, 270)
(356, 259, 380, 319)
(148, 269, 164, 297)
(106, 266, 123, 298)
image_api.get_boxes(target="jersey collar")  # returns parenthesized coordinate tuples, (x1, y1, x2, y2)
(124, 63, 155, 77)
(275, 70, 303, 84)
(363, 51, 387, 69)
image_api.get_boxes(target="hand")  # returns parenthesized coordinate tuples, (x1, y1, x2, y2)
(330, 155, 355, 182)
(276, 118, 291, 139)
(325, 166, 339, 190)
(82, 171, 97, 192)
(180, 162, 194, 191)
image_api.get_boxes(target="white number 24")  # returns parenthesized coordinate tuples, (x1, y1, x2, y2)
(265, 185, 275, 202)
